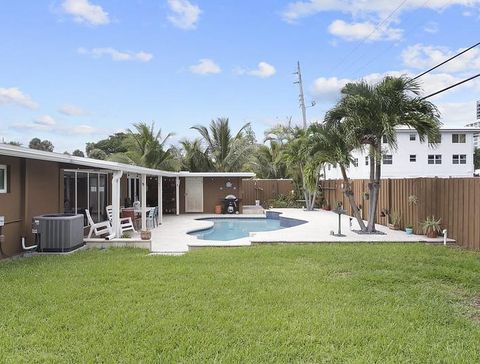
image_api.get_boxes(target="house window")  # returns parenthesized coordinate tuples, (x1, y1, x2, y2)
(0, 165, 7, 193)
(428, 134, 442, 144)
(410, 155, 416, 162)
(353, 158, 359, 167)
(452, 134, 466, 143)
(382, 155, 393, 165)
(327, 164, 331, 170)
(428, 154, 442, 164)
(453, 154, 467, 164)
(365, 156, 369, 166)
(382, 135, 387, 144)
(409, 133, 416, 141)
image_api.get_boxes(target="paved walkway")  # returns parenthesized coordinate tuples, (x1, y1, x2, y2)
(149, 209, 453, 254)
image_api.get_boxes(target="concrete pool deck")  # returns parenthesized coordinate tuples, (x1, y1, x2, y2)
(148, 208, 453, 254)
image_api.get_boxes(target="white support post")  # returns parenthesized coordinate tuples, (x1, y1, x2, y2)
(158, 176, 163, 224)
(175, 176, 180, 215)
(141, 174, 147, 231)
(111, 170, 123, 238)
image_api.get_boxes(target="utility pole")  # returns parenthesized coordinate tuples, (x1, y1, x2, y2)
(294, 61, 307, 129)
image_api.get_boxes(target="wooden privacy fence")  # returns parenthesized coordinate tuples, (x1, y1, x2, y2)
(242, 179, 294, 205)
(321, 178, 480, 250)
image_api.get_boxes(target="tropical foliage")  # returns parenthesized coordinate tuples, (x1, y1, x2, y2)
(323, 75, 441, 232)
(28, 138, 54, 152)
(190, 117, 255, 172)
(107, 122, 179, 170)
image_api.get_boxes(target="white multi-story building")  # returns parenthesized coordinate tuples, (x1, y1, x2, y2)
(324, 128, 478, 179)
(465, 101, 480, 148)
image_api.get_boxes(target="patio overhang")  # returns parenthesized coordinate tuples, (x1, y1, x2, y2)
(0, 144, 257, 240)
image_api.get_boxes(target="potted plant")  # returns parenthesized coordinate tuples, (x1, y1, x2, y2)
(420, 216, 442, 238)
(140, 229, 151, 240)
(405, 224, 413, 235)
(388, 211, 401, 230)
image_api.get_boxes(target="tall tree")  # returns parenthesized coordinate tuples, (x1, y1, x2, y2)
(191, 117, 254, 172)
(29, 138, 54, 152)
(86, 132, 129, 157)
(179, 138, 213, 172)
(108, 122, 178, 171)
(282, 127, 323, 211)
(251, 142, 287, 179)
(326, 75, 441, 232)
(309, 122, 366, 230)
(72, 149, 85, 157)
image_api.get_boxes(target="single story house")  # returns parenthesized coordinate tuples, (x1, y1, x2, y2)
(0, 144, 254, 257)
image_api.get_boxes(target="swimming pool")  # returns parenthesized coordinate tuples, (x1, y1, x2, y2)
(189, 218, 286, 241)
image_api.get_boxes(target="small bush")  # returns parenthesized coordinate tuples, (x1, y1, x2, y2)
(268, 194, 303, 208)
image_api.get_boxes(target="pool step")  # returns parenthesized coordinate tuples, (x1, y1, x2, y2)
(242, 205, 265, 214)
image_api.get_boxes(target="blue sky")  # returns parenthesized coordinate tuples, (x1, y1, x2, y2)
(1, 0, 480, 152)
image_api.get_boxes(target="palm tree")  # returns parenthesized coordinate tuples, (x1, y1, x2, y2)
(191, 117, 254, 172)
(308, 122, 366, 230)
(108, 122, 179, 171)
(325, 75, 441, 232)
(179, 138, 213, 172)
(250, 141, 287, 179)
(282, 127, 323, 210)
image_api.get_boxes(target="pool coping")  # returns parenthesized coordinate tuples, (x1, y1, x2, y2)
(186, 213, 308, 248)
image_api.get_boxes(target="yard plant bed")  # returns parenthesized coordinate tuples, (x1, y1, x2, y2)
(1, 245, 479, 362)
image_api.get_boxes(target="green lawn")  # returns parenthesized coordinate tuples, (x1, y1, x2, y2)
(1, 244, 479, 363)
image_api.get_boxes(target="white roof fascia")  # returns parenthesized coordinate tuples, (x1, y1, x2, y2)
(0, 144, 255, 178)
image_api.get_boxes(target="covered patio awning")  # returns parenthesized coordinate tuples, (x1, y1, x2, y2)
(0, 144, 255, 238)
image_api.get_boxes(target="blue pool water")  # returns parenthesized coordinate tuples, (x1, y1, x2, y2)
(189, 218, 285, 241)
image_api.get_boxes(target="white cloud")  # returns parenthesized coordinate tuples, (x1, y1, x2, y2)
(59, 104, 87, 116)
(311, 76, 352, 101)
(328, 19, 402, 41)
(311, 70, 480, 104)
(423, 21, 439, 33)
(281, 0, 480, 22)
(436, 101, 479, 126)
(237, 62, 277, 78)
(189, 59, 221, 75)
(402, 44, 480, 73)
(0, 87, 38, 109)
(77, 47, 153, 62)
(167, 0, 201, 30)
(34, 115, 56, 126)
(61, 0, 109, 26)
(12, 119, 101, 136)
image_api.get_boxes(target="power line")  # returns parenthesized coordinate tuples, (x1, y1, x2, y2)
(421, 73, 480, 100)
(328, 0, 409, 75)
(413, 41, 480, 80)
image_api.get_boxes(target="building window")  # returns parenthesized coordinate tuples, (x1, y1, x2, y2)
(452, 134, 466, 143)
(382, 135, 387, 144)
(410, 155, 416, 162)
(452, 154, 467, 164)
(428, 134, 442, 144)
(409, 133, 416, 141)
(428, 154, 442, 164)
(365, 156, 369, 166)
(0, 165, 7, 193)
(353, 158, 359, 167)
(382, 155, 393, 165)
(327, 164, 331, 171)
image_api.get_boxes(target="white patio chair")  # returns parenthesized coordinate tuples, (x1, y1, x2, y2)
(106, 205, 136, 235)
(146, 207, 158, 229)
(85, 209, 111, 238)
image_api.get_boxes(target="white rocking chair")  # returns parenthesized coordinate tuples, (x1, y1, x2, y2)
(85, 209, 112, 238)
(106, 205, 136, 235)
